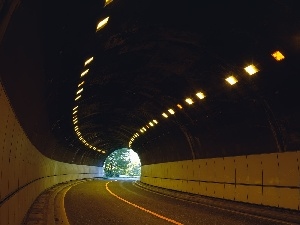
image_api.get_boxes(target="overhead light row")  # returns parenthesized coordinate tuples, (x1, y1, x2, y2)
(71, 56, 106, 154)
(70, 0, 113, 155)
(128, 119, 159, 148)
(224, 51, 285, 86)
(128, 50, 285, 148)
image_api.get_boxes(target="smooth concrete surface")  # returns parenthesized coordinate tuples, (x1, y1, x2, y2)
(141, 151, 300, 211)
(0, 81, 103, 225)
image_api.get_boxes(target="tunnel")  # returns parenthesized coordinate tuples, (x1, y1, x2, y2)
(1, 0, 300, 224)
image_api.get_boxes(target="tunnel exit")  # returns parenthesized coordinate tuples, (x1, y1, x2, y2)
(103, 148, 141, 179)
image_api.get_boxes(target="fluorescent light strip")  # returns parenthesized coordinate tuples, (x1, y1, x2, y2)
(75, 95, 81, 101)
(78, 81, 85, 87)
(77, 88, 83, 95)
(96, 17, 109, 31)
(81, 69, 89, 77)
(104, 0, 113, 6)
(84, 57, 94, 66)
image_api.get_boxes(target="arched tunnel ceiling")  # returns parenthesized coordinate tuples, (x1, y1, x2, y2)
(1, 0, 300, 166)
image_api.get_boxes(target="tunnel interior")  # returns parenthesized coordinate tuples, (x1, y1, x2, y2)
(1, 0, 300, 168)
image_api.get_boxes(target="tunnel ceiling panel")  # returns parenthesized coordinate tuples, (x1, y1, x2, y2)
(1, 0, 299, 165)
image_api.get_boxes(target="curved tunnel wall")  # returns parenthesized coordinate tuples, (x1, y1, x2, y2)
(0, 81, 103, 225)
(141, 151, 300, 211)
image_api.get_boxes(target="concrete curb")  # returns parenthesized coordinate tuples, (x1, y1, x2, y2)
(23, 179, 88, 225)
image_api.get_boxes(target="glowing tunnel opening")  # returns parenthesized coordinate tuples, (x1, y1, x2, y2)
(103, 148, 141, 179)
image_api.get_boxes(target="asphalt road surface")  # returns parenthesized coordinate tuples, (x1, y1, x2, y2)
(64, 180, 294, 225)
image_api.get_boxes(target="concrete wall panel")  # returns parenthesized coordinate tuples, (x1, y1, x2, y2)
(0, 82, 103, 225)
(247, 186, 262, 204)
(141, 151, 300, 210)
(278, 152, 299, 187)
(278, 188, 299, 210)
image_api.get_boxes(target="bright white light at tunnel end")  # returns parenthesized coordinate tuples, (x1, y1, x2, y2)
(129, 149, 140, 164)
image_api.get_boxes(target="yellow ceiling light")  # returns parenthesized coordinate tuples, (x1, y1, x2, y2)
(168, 109, 175, 114)
(96, 17, 109, 32)
(146, 125, 149, 128)
(149, 122, 154, 126)
(153, 119, 158, 124)
(74, 127, 78, 131)
(104, 0, 113, 6)
(177, 104, 183, 109)
(73, 120, 78, 124)
(244, 64, 259, 75)
(75, 95, 81, 101)
(78, 81, 85, 87)
(81, 69, 89, 77)
(73, 106, 78, 111)
(84, 57, 94, 66)
(142, 127, 146, 131)
(73, 110, 78, 115)
(77, 88, 83, 95)
(272, 51, 285, 61)
(225, 76, 238, 85)
(140, 129, 144, 133)
(185, 98, 194, 105)
(196, 92, 206, 99)
(93, 147, 96, 150)
(102, 150, 106, 154)
(162, 113, 168, 118)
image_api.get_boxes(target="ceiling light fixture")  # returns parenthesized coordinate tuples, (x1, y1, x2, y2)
(225, 76, 238, 85)
(168, 109, 175, 114)
(78, 81, 85, 87)
(104, 0, 113, 6)
(80, 69, 89, 77)
(96, 17, 109, 32)
(75, 95, 81, 101)
(177, 104, 183, 109)
(272, 51, 285, 61)
(185, 98, 194, 105)
(196, 92, 206, 99)
(77, 88, 83, 95)
(84, 57, 94, 66)
(244, 65, 259, 75)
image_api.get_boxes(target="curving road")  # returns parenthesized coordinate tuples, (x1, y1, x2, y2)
(64, 180, 294, 225)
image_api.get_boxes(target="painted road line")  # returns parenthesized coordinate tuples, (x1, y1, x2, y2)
(106, 181, 183, 225)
